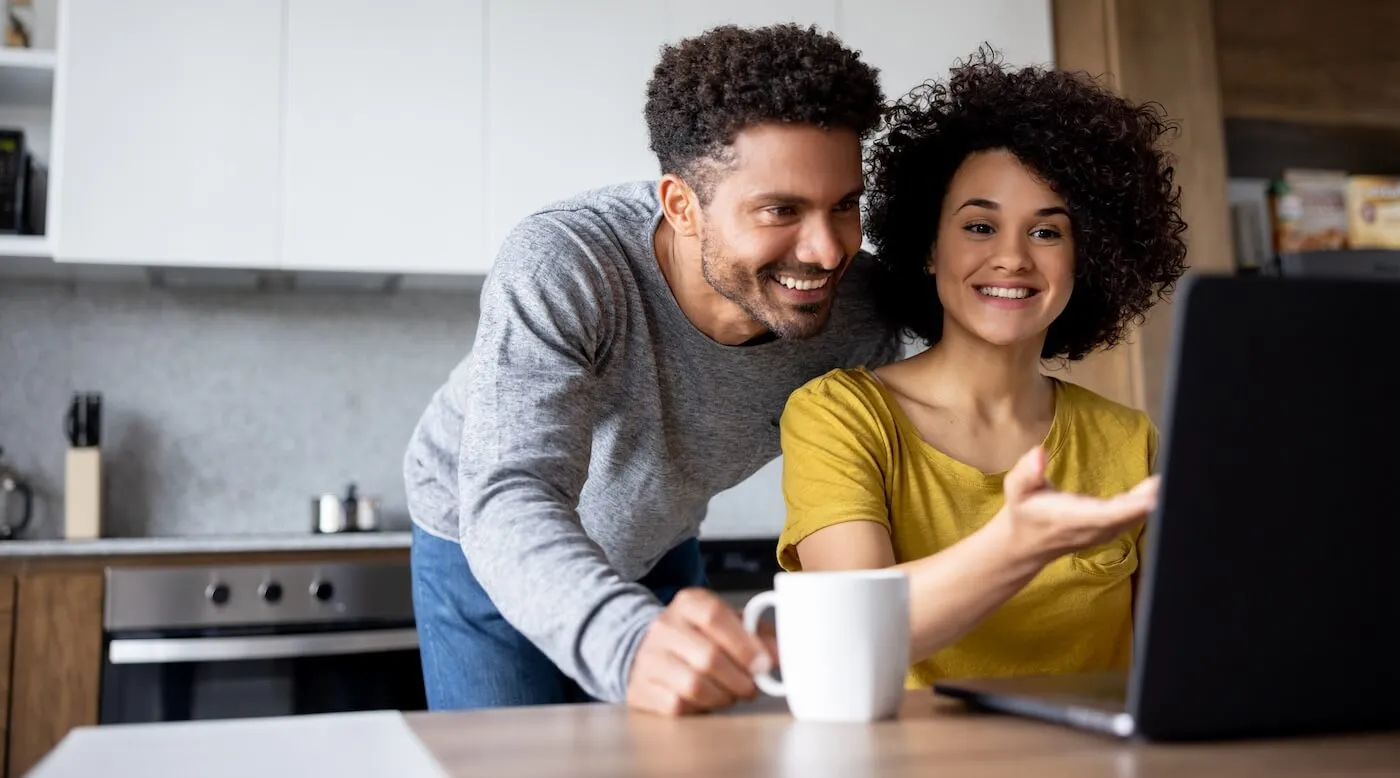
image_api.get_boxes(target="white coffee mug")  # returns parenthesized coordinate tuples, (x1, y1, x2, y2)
(742, 569, 911, 722)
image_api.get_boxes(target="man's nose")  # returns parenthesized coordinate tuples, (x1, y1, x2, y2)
(795, 217, 846, 270)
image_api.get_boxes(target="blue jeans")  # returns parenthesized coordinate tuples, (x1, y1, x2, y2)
(409, 524, 708, 710)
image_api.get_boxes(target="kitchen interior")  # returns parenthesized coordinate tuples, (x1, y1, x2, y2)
(0, 0, 1396, 775)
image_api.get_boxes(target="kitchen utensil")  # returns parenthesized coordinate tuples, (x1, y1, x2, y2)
(0, 446, 33, 540)
(311, 483, 382, 533)
(65, 391, 102, 447)
(312, 493, 348, 534)
(352, 493, 380, 532)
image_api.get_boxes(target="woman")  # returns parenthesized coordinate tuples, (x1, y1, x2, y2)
(776, 49, 1188, 688)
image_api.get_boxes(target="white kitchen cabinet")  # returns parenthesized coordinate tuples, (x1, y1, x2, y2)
(836, 0, 1055, 103)
(485, 1, 666, 260)
(665, 1, 836, 39)
(281, 0, 486, 275)
(484, 1, 848, 261)
(52, 0, 284, 268)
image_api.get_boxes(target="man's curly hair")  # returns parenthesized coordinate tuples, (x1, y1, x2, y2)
(645, 24, 884, 200)
(864, 47, 1189, 361)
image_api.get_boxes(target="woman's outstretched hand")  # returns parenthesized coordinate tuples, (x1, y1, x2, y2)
(999, 446, 1159, 565)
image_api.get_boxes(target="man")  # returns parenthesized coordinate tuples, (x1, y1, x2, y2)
(404, 23, 898, 716)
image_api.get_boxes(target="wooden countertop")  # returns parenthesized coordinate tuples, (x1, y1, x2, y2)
(406, 691, 1400, 777)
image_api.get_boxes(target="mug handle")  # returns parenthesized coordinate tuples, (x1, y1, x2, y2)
(741, 590, 784, 697)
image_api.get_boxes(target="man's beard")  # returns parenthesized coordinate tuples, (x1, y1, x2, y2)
(699, 227, 835, 341)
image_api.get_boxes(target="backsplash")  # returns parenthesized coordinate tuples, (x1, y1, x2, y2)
(0, 278, 479, 539)
(0, 276, 788, 541)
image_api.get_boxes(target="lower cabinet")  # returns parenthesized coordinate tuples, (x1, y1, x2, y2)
(1, 571, 104, 778)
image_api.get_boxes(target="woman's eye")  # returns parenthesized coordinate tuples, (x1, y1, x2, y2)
(964, 223, 994, 235)
(1031, 227, 1063, 240)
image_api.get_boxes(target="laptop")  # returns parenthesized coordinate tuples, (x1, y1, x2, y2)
(934, 274, 1400, 741)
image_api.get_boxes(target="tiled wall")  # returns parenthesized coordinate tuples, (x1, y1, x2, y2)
(0, 277, 479, 538)
(0, 276, 786, 541)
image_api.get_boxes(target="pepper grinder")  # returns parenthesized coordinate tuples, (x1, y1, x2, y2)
(64, 392, 103, 539)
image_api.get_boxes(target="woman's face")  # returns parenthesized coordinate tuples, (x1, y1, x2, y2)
(929, 148, 1075, 351)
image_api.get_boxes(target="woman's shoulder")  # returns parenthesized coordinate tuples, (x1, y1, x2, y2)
(783, 367, 898, 435)
(1053, 377, 1157, 448)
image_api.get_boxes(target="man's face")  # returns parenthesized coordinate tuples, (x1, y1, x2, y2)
(695, 124, 865, 340)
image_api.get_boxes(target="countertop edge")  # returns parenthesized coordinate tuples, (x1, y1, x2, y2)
(0, 531, 413, 558)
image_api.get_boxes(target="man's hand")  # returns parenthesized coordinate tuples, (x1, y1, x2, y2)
(626, 588, 775, 716)
(1000, 446, 1160, 565)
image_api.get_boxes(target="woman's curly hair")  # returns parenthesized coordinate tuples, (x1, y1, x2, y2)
(863, 46, 1188, 361)
(645, 24, 884, 200)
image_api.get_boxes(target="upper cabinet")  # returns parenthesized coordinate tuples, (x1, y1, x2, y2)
(53, 0, 284, 268)
(484, 1, 666, 257)
(281, 0, 486, 275)
(44, 0, 1054, 274)
(839, 0, 1054, 102)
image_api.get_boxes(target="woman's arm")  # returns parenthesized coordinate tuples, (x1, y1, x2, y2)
(796, 447, 1157, 663)
(777, 381, 1157, 665)
(796, 515, 1043, 661)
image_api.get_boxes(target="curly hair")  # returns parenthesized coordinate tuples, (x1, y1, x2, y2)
(863, 46, 1188, 361)
(644, 24, 884, 200)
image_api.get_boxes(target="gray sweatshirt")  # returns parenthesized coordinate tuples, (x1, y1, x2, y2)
(403, 181, 899, 703)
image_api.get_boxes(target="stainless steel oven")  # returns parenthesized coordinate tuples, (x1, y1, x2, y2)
(99, 560, 425, 723)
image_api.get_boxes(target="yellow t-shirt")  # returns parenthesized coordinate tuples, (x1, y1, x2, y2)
(776, 367, 1157, 688)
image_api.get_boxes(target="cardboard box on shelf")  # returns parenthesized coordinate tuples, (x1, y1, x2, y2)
(1346, 175, 1400, 250)
(1271, 169, 1350, 253)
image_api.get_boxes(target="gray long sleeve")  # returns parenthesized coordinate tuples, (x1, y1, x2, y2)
(403, 181, 899, 703)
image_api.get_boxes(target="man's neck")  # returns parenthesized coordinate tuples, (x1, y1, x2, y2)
(653, 218, 767, 346)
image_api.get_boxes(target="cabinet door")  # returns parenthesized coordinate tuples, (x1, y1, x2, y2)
(485, 1, 666, 261)
(666, 1, 836, 37)
(281, 0, 486, 274)
(837, 0, 1055, 102)
(53, 0, 283, 268)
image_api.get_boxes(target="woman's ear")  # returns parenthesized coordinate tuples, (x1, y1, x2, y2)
(925, 245, 937, 275)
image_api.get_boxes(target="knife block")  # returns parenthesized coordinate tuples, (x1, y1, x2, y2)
(64, 447, 102, 539)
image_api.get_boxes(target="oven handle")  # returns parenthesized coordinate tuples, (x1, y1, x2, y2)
(107, 627, 419, 664)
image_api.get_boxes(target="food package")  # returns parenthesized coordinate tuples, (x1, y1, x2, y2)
(1345, 175, 1400, 250)
(1270, 169, 1349, 253)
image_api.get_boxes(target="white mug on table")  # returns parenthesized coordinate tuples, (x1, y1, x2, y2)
(742, 569, 910, 722)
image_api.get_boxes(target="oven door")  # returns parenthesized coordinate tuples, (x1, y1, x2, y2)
(99, 622, 426, 724)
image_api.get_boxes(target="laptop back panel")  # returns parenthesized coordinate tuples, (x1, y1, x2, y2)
(1130, 275, 1400, 740)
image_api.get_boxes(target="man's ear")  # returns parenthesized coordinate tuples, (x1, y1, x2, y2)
(658, 174, 701, 239)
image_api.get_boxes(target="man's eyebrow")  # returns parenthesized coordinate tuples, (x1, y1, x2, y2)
(747, 187, 865, 206)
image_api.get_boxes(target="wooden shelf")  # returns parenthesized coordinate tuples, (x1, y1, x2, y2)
(1215, 0, 1400, 133)
(0, 47, 55, 107)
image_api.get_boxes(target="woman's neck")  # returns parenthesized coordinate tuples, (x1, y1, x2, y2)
(909, 323, 1053, 425)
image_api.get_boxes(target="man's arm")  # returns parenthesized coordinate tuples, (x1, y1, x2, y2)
(454, 218, 661, 703)
(453, 218, 769, 710)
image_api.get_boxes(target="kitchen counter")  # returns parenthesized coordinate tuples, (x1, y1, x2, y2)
(27, 691, 1400, 777)
(0, 530, 411, 558)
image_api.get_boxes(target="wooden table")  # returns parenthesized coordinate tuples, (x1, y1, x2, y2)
(407, 691, 1400, 777)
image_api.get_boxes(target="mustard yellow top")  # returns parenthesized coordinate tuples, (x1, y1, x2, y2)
(777, 367, 1157, 688)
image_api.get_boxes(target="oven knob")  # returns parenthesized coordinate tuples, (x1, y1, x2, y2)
(206, 582, 230, 606)
(311, 581, 334, 602)
(259, 581, 283, 603)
